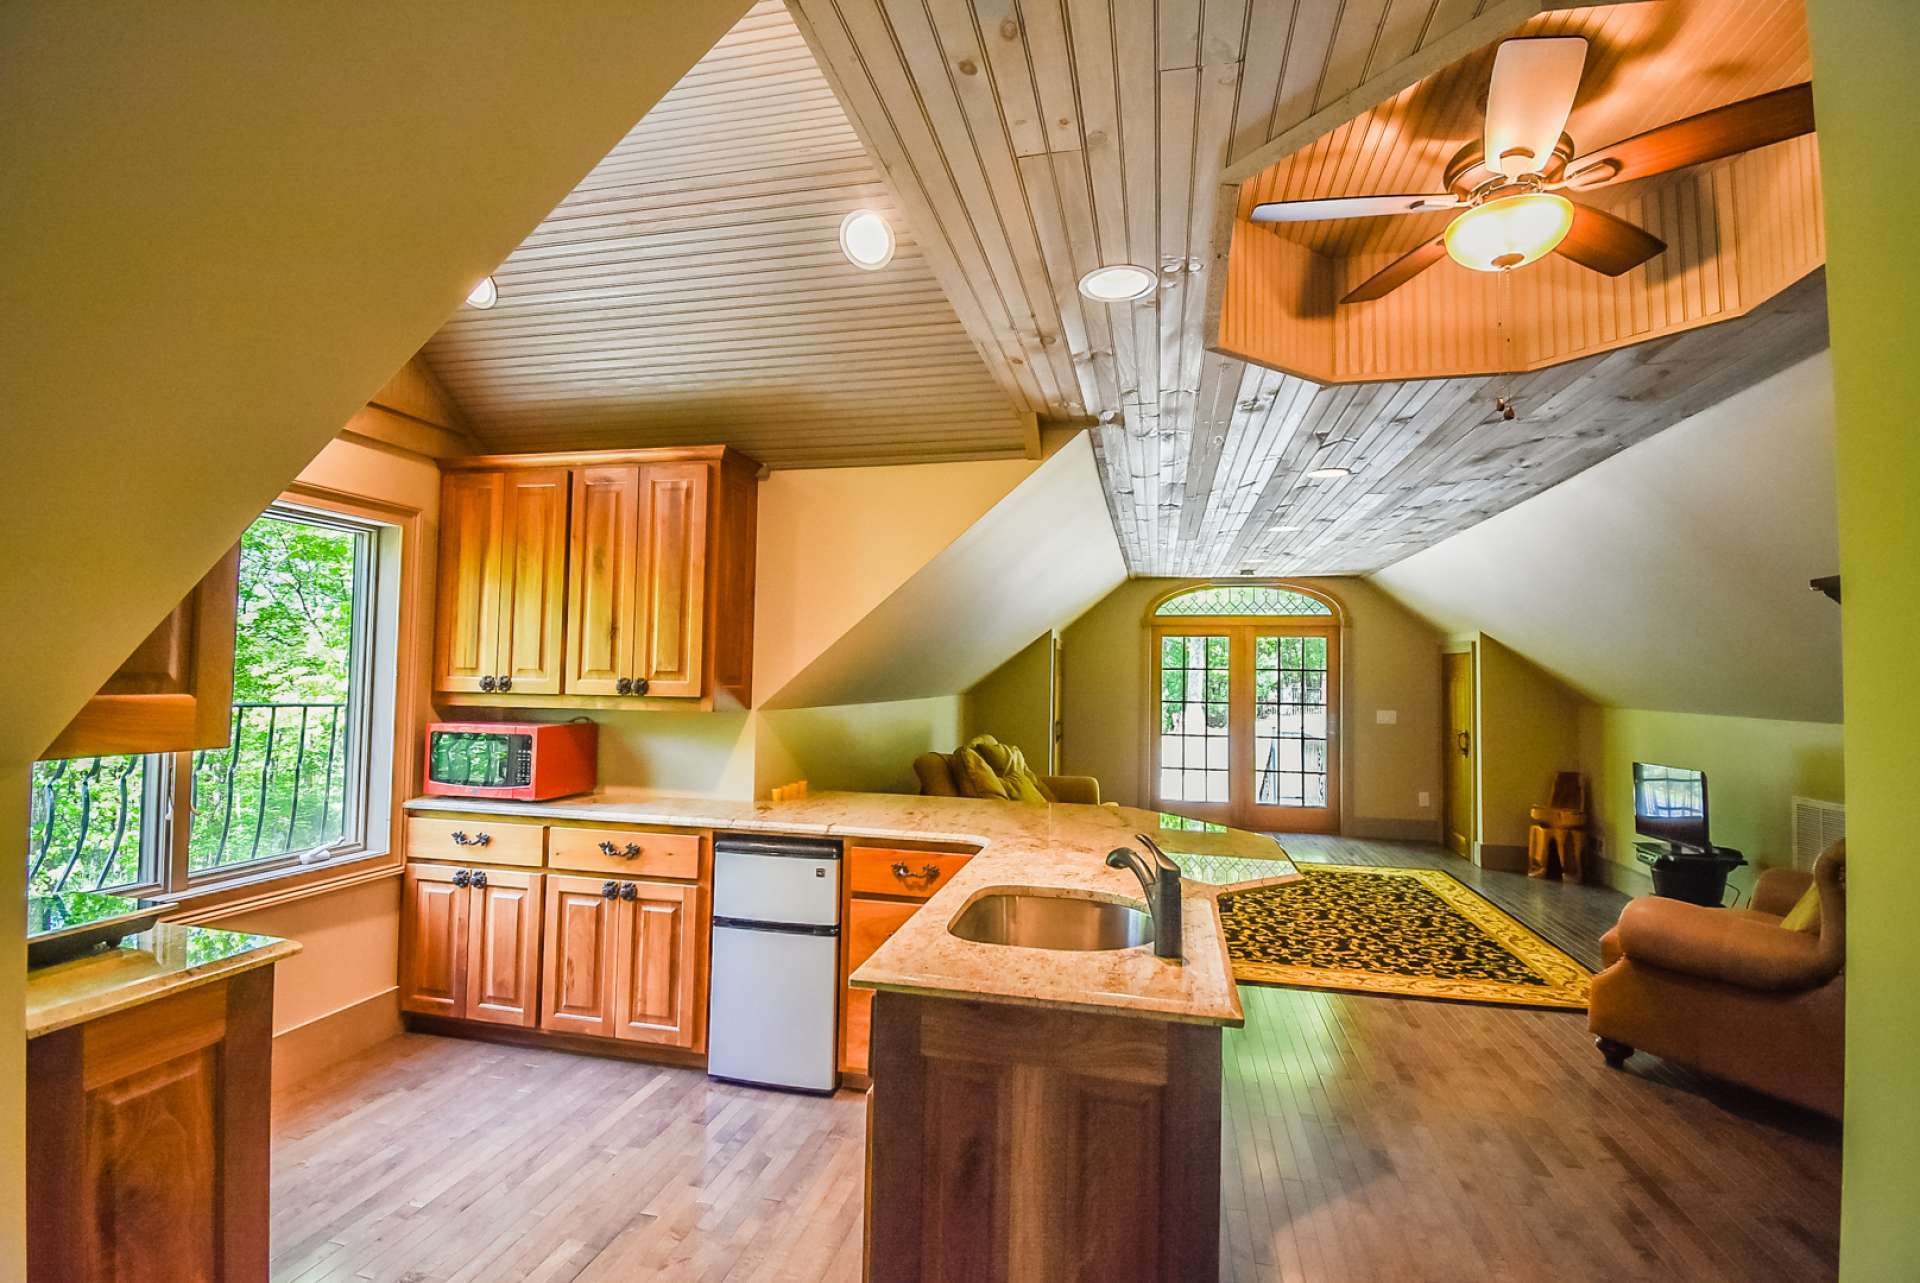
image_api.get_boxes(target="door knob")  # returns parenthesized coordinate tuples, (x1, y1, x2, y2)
(470, 870, 488, 889)
(452, 869, 472, 888)
(1457, 730, 1471, 756)
(602, 881, 619, 899)
(615, 677, 632, 695)
(629, 678, 650, 696)
(498, 675, 513, 692)
(620, 882, 638, 901)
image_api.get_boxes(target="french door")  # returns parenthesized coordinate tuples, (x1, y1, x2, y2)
(1151, 623, 1339, 832)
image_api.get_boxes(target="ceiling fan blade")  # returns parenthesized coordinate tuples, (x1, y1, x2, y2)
(1556, 203, 1666, 276)
(1250, 193, 1461, 223)
(1561, 82, 1815, 191)
(1484, 37, 1588, 179)
(1341, 234, 1449, 304)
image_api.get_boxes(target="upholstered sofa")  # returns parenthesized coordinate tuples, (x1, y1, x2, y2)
(912, 735, 1103, 806)
(1589, 841, 1845, 1116)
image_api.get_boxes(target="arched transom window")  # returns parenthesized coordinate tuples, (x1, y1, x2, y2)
(1153, 584, 1332, 617)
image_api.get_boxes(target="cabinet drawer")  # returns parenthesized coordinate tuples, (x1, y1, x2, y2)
(547, 826, 703, 880)
(407, 817, 545, 868)
(847, 847, 973, 901)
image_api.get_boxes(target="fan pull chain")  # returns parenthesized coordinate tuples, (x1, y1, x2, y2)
(1494, 267, 1518, 421)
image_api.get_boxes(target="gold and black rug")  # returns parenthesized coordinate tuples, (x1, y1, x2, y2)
(1217, 864, 1592, 1010)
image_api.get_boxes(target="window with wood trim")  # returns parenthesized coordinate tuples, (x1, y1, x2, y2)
(27, 502, 398, 898)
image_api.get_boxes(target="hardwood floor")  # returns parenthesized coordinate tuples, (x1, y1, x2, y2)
(270, 836, 1840, 1282)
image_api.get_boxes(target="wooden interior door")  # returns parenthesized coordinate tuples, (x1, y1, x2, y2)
(613, 880, 706, 1050)
(635, 462, 709, 698)
(1443, 650, 1475, 859)
(564, 464, 640, 696)
(494, 468, 570, 695)
(434, 471, 505, 693)
(400, 863, 470, 1018)
(841, 896, 920, 1075)
(540, 875, 619, 1038)
(463, 870, 544, 1028)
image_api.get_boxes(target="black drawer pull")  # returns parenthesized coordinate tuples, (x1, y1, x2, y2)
(450, 830, 492, 848)
(598, 840, 643, 859)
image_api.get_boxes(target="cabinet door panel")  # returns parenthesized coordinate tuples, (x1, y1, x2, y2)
(636, 463, 708, 699)
(564, 465, 639, 696)
(541, 875, 619, 1038)
(841, 897, 920, 1076)
(614, 880, 706, 1050)
(465, 871, 544, 1028)
(434, 471, 504, 693)
(401, 863, 470, 1018)
(495, 468, 570, 695)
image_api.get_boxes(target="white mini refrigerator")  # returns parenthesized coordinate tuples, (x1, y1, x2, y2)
(707, 834, 843, 1093)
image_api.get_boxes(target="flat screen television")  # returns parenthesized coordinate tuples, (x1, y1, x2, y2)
(1632, 762, 1710, 852)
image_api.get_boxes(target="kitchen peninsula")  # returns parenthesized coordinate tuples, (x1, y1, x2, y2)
(402, 789, 1298, 1281)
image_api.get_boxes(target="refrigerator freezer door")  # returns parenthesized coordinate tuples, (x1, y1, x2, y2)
(712, 848, 840, 927)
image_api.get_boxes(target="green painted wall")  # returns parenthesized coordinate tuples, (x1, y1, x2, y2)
(965, 633, 1056, 773)
(1805, 3, 1920, 1275)
(1576, 707, 1844, 899)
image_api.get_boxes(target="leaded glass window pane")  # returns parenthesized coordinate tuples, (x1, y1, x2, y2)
(1154, 585, 1331, 617)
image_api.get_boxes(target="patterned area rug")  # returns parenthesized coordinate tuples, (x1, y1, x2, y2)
(1217, 864, 1592, 1010)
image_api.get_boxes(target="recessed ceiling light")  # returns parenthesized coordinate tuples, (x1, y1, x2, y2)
(840, 210, 895, 270)
(1306, 466, 1351, 480)
(465, 276, 498, 310)
(1077, 264, 1158, 302)
(1276, 526, 1302, 534)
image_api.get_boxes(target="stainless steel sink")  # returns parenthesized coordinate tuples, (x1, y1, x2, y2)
(947, 893, 1154, 951)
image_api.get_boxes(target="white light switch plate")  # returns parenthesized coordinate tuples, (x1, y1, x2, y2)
(1418, 791, 1431, 808)
(1375, 709, 1398, 724)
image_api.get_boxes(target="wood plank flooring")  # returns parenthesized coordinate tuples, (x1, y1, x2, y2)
(271, 837, 1839, 1282)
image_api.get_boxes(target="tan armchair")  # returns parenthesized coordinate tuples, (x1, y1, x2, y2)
(1589, 841, 1845, 1116)
(912, 735, 1103, 805)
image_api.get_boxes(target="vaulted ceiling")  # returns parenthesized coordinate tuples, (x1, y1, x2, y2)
(791, 0, 1827, 574)
(420, 1, 1028, 468)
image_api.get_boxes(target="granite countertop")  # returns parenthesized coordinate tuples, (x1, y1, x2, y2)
(405, 790, 1304, 1027)
(26, 924, 301, 1040)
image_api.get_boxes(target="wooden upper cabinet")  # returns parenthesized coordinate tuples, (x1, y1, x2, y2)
(565, 466, 640, 696)
(401, 863, 471, 1019)
(614, 880, 706, 1051)
(494, 469, 569, 695)
(434, 471, 504, 694)
(43, 542, 240, 760)
(436, 448, 756, 707)
(464, 870, 544, 1028)
(635, 463, 708, 699)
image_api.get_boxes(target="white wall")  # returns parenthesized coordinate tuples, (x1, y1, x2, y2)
(1371, 354, 1841, 723)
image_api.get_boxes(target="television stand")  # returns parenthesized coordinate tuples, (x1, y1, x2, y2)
(1634, 841, 1746, 907)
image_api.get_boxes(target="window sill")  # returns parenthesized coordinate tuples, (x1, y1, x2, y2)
(162, 849, 403, 926)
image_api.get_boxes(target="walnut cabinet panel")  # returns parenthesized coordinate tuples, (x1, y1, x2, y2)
(434, 448, 757, 708)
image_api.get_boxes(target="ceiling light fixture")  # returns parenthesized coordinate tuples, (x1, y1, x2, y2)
(1276, 525, 1303, 533)
(840, 210, 895, 270)
(465, 276, 498, 310)
(1077, 263, 1158, 302)
(1443, 191, 1575, 273)
(1306, 466, 1351, 480)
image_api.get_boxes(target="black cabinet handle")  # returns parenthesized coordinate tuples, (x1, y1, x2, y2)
(630, 677, 650, 696)
(450, 830, 491, 848)
(615, 677, 633, 695)
(602, 881, 620, 899)
(891, 861, 942, 884)
(452, 869, 472, 888)
(598, 840, 643, 859)
(480, 675, 497, 692)
(498, 675, 513, 692)
(620, 882, 638, 901)
(471, 869, 488, 889)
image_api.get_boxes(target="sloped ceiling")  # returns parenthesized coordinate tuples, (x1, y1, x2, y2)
(764, 433, 1126, 708)
(0, 1, 750, 764)
(1370, 353, 1841, 723)
(419, 0, 1028, 468)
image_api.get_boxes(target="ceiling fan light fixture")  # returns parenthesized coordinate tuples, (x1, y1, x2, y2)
(840, 210, 896, 270)
(465, 276, 498, 310)
(1444, 191, 1574, 273)
(1077, 263, 1158, 302)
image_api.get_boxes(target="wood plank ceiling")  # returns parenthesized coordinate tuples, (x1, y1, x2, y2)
(418, 1, 1029, 468)
(791, 0, 1830, 575)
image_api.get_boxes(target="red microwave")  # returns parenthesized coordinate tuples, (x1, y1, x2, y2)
(422, 720, 597, 801)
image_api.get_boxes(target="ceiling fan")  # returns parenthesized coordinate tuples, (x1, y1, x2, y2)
(1250, 37, 1815, 304)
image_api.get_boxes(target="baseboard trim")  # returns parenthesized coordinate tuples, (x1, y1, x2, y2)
(1344, 816, 1443, 843)
(1474, 842, 1528, 873)
(273, 986, 403, 1094)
